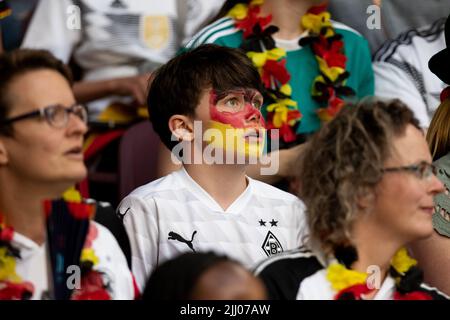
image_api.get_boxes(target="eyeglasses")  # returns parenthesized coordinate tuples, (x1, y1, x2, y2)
(1, 103, 88, 128)
(381, 161, 437, 180)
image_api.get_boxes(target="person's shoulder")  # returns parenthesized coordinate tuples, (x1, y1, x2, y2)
(122, 170, 182, 201)
(331, 20, 364, 39)
(249, 178, 303, 205)
(254, 247, 321, 275)
(253, 247, 323, 300)
(433, 151, 450, 169)
(419, 283, 450, 300)
(373, 17, 446, 62)
(185, 16, 239, 48)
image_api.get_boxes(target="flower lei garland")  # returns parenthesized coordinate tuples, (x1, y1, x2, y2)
(0, 0, 11, 20)
(228, 0, 355, 143)
(0, 215, 34, 300)
(46, 189, 112, 300)
(326, 248, 432, 300)
(0, 189, 111, 300)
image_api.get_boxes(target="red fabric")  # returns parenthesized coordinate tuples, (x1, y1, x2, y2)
(307, 2, 329, 15)
(0, 282, 34, 300)
(262, 59, 291, 87)
(132, 275, 141, 300)
(79, 129, 126, 198)
(313, 38, 347, 68)
(0, 226, 13, 242)
(394, 291, 432, 300)
(71, 271, 111, 300)
(335, 284, 373, 300)
(440, 86, 450, 102)
(66, 202, 95, 220)
(84, 130, 125, 161)
(236, 6, 272, 38)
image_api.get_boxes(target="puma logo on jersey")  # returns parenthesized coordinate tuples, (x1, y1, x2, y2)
(168, 231, 197, 253)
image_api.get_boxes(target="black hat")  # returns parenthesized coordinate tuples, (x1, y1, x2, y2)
(429, 14, 450, 84)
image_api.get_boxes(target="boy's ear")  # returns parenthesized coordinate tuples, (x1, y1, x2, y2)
(168, 115, 194, 142)
(0, 139, 8, 165)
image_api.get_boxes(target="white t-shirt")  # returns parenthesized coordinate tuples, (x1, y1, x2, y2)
(11, 222, 135, 300)
(21, 0, 224, 117)
(296, 268, 396, 300)
(254, 248, 449, 300)
(373, 18, 447, 128)
(118, 167, 307, 292)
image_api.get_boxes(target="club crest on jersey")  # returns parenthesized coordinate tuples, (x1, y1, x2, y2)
(262, 231, 283, 257)
(141, 15, 170, 49)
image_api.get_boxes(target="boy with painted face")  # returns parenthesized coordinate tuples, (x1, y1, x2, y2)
(118, 44, 308, 292)
(205, 88, 265, 161)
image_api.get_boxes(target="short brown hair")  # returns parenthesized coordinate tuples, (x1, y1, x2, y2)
(0, 49, 73, 135)
(148, 44, 263, 151)
(298, 98, 420, 256)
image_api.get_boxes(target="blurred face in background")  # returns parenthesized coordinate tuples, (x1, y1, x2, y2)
(189, 261, 267, 300)
(0, 69, 88, 197)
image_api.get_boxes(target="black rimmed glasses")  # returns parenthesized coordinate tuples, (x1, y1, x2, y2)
(1, 103, 88, 129)
(381, 161, 437, 180)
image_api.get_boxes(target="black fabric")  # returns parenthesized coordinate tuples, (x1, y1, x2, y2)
(255, 249, 323, 300)
(418, 285, 450, 300)
(142, 252, 231, 300)
(94, 202, 131, 268)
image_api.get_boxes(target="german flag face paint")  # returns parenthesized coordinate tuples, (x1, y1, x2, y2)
(206, 89, 266, 160)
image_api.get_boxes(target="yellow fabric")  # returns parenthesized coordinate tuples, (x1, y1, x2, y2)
(317, 57, 345, 82)
(326, 263, 367, 291)
(62, 188, 82, 203)
(81, 248, 99, 266)
(227, 3, 248, 20)
(391, 248, 417, 275)
(0, 247, 21, 283)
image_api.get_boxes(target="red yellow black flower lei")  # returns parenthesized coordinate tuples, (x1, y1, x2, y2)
(228, 0, 355, 144)
(0, 190, 111, 300)
(0, 215, 35, 300)
(327, 248, 432, 300)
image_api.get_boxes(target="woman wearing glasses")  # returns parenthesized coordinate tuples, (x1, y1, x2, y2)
(255, 99, 449, 300)
(409, 15, 450, 296)
(0, 49, 135, 299)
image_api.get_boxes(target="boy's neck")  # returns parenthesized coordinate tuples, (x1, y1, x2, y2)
(183, 164, 248, 211)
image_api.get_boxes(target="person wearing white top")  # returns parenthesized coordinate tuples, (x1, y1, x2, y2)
(0, 49, 135, 299)
(21, 0, 225, 119)
(373, 18, 447, 129)
(118, 44, 308, 293)
(255, 99, 448, 300)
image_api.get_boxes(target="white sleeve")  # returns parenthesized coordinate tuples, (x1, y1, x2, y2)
(181, 0, 223, 45)
(118, 195, 159, 293)
(21, 0, 81, 63)
(92, 222, 135, 300)
(374, 61, 429, 128)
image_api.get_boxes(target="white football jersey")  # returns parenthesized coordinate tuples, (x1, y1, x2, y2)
(118, 167, 307, 292)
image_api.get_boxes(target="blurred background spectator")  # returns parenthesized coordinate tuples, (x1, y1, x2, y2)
(143, 252, 267, 300)
(329, 0, 450, 53)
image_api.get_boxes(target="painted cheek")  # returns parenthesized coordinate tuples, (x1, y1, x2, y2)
(210, 103, 265, 129)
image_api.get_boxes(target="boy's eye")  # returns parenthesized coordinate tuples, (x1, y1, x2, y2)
(225, 98, 241, 108)
(252, 100, 262, 109)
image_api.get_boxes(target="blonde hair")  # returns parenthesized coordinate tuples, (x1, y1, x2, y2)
(427, 98, 450, 161)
